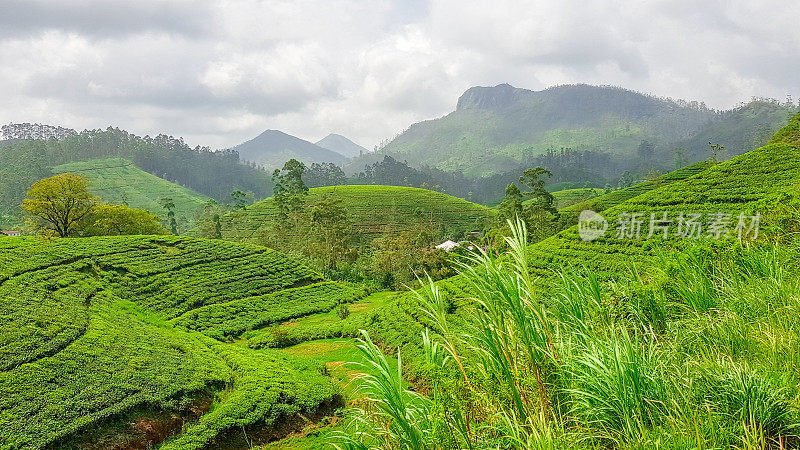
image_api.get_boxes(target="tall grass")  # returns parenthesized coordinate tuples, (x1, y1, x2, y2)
(339, 221, 800, 449)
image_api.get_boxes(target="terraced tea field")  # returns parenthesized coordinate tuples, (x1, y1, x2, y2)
(218, 185, 496, 245)
(53, 158, 210, 223)
(527, 112, 800, 279)
(0, 236, 365, 448)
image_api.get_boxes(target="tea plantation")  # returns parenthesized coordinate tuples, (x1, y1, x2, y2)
(526, 112, 800, 278)
(0, 236, 364, 448)
(217, 185, 496, 245)
(53, 158, 210, 223)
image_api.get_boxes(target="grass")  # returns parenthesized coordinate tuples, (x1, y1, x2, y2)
(328, 112, 800, 449)
(53, 157, 210, 224)
(217, 185, 496, 246)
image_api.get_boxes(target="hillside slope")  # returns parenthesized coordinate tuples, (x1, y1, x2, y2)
(373, 83, 795, 177)
(233, 129, 346, 169)
(218, 185, 497, 245)
(53, 158, 210, 224)
(526, 111, 800, 278)
(315, 133, 368, 158)
(0, 236, 365, 448)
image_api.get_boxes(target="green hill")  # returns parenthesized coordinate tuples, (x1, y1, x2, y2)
(526, 111, 800, 279)
(0, 235, 365, 448)
(559, 160, 714, 216)
(369, 83, 795, 177)
(218, 185, 497, 245)
(53, 158, 210, 224)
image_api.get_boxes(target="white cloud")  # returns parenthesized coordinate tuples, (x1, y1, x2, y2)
(0, 0, 797, 150)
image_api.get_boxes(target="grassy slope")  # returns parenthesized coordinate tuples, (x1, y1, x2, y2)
(0, 235, 366, 449)
(558, 161, 714, 216)
(53, 157, 210, 223)
(526, 112, 800, 279)
(219, 185, 497, 245)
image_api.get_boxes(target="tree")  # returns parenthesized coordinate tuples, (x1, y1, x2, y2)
(308, 197, 351, 269)
(21, 173, 99, 237)
(498, 183, 524, 220)
(160, 197, 177, 234)
(637, 140, 655, 159)
(230, 190, 254, 210)
(708, 142, 725, 162)
(194, 199, 230, 239)
(212, 214, 222, 239)
(673, 147, 688, 170)
(82, 204, 167, 236)
(618, 171, 635, 189)
(519, 167, 557, 215)
(272, 159, 308, 221)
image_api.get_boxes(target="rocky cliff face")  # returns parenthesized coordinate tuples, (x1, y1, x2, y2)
(456, 83, 528, 111)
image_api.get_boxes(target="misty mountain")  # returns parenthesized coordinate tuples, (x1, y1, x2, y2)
(315, 133, 368, 158)
(232, 129, 346, 169)
(369, 83, 795, 177)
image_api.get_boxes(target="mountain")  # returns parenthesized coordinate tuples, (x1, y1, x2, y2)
(232, 129, 346, 168)
(315, 133, 369, 158)
(370, 83, 796, 177)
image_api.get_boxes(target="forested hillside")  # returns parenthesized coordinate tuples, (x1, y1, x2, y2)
(370, 83, 796, 178)
(0, 128, 273, 227)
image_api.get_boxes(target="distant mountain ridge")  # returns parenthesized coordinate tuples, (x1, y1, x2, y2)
(232, 129, 346, 169)
(370, 83, 796, 177)
(315, 133, 368, 158)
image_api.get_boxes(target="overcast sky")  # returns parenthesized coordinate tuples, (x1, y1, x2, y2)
(1, 0, 798, 150)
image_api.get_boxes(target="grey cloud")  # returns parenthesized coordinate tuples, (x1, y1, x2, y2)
(0, 0, 213, 39)
(0, 0, 797, 150)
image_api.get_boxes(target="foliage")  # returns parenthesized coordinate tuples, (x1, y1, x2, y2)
(22, 173, 99, 237)
(273, 158, 309, 221)
(81, 203, 168, 236)
(219, 185, 495, 249)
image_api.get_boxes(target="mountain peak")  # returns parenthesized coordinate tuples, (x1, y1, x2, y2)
(232, 129, 346, 168)
(456, 83, 529, 111)
(315, 133, 368, 158)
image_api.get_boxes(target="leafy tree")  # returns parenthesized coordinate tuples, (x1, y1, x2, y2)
(81, 204, 167, 236)
(230, 190, 254, 210)
(519, 167, 557, 215)
(160, 197, 177, 234)
(272, 159, 308, 221)
(213, 214, 222, 239)
(618, 170, 635, 189)
(708, 141, 725, 162)
(306, 162, 347, 188)
(194, 199, 230, 239)
(21, 173, 99, 237)
(308, 197, 351, 269)
(498, 183, 524, 220)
